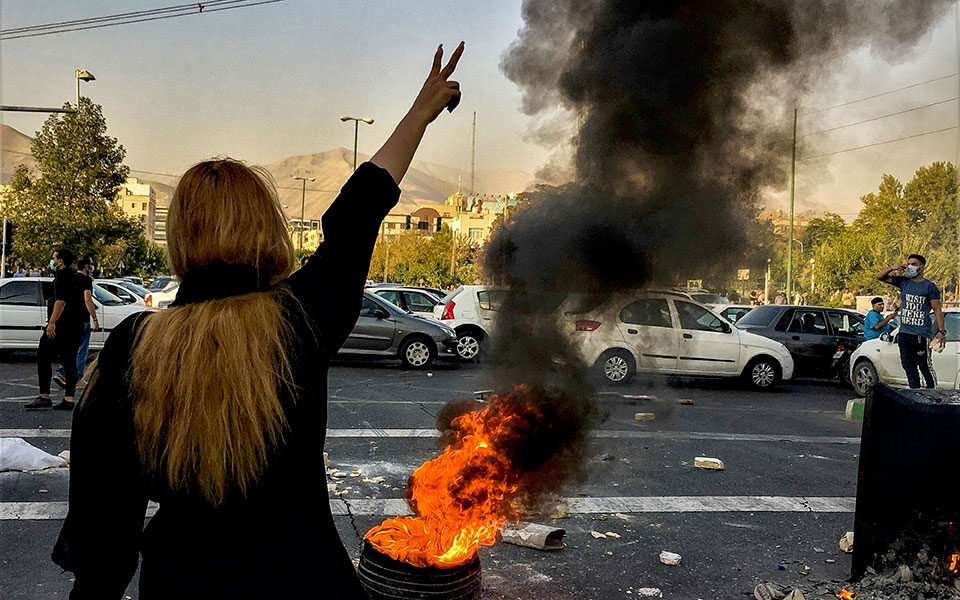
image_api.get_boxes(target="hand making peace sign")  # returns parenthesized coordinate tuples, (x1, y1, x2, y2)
(410, 41, 464, 123)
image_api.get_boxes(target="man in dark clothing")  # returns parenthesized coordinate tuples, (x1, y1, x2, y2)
(878, 254, 946, 388)
(25, 248, 86, 410)
(53, 257, 100, 388)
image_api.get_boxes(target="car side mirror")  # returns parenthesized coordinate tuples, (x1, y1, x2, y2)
(722, 322, 732, 334)
(375, 309, 390, 319)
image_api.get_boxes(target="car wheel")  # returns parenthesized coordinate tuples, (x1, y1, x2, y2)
(400, 337, 435, 369)
(455, 330, 482, 362)
(852, 359, 877, 398)
(745, 357, 781, 390)
(596, 349, 635, 385)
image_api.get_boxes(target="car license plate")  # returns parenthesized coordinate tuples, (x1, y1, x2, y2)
(833, 350, 845, 359)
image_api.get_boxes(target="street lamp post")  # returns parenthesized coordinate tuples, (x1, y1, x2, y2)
(292, 176, 315, 252)
(75, 69, 95, 107)
(339, 116, 374, 171)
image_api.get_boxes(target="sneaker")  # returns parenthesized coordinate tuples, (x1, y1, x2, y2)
(52, 400, 75, 411)
(52, 372, 66, 389)
(25, 396, 52, 410)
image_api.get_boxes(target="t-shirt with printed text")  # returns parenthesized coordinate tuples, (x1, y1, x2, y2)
(890, 275, 940, 338)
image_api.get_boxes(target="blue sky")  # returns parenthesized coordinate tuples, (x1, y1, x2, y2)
(1, 1, 958, 216)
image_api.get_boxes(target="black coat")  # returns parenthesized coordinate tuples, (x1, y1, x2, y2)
(55, 163, 399, 599)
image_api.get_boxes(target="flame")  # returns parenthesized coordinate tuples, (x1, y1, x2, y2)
(949, 551, 960, 574)
(365, 386, 542, 568)
(835, 589, 855, 600)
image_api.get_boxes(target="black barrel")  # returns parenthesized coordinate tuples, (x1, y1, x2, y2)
(357, 541, 482, 600)
(852, 384, 960, 579)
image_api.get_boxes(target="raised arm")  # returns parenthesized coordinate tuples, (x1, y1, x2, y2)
(878, 263, 906, 284)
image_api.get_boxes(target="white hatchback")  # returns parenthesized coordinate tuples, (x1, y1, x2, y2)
(564, 291, 795, 388)
(433, 285, 505, 361)
(0, 277, 150, 350)
(849, 308, 960, 396)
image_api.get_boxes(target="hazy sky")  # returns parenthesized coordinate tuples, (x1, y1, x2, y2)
(1, 0, 958, 218)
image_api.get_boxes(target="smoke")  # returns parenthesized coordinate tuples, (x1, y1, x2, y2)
(462, 0, 950, 506)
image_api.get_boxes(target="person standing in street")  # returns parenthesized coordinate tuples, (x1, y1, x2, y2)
(25, 249, 86, 410)
(864, 296, 897, 341)
(53, 257, 100, 389)
(878, 254, 946, 388)
(841, 288, 855, 308)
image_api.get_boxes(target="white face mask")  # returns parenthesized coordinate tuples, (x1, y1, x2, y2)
(905, 265, 920, 278)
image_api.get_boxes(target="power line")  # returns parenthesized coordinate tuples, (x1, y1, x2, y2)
(0, 0, 284, 40)
(0, 0, 245, 35)
(800, 97, 958, 138)
(799, 126, 958, 161)
(798, 73, 958, 117)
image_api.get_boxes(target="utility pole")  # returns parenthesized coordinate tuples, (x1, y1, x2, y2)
(470, 111, 476, 195)
(450, 232, 456, 278)
(292, 176, 315, 252)
(1, 217, 7, 279)
(955, 0, 960, 298)
(787, 108, 798, 304)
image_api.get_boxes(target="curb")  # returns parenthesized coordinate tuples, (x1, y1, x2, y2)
(845, 399, 864, 422)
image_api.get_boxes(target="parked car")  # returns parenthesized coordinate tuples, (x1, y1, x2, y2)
(563, 291, 793, 388)
(338, 291, 459, 368)
(735, 305, 865, 380)
(849, 309, 960, 396)
(116, 280, 151, 300)
(433, 285, 506, 361)
(686, 291, 730, 305)
(710, 304, 755, 324)
(0, 277, 149, 350)
(146, 276, 178, 292)
(123, 276, 145, 286)
(370, 286, 443, 318)
(145, 282, 180, 309)
(95, 279, 146, 306)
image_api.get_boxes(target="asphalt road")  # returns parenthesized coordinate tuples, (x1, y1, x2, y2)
(1, 353, 862, 599)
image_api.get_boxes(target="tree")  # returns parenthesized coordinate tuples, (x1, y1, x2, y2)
(369, 226, 480, 288)
(1, 97, 138, 268)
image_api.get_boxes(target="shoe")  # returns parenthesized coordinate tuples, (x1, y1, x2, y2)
(52, 400, 75, 411)
(52, 372, 66, 389)
(25, 397, 52, 410)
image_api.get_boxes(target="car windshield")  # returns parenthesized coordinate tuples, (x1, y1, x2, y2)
(147, 277, 170, 290)
(92, 285, 125, 306)
(691, 293, 729, 305)
(118, 281, 149, 297)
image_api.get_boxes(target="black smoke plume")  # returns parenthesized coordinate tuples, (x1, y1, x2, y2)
(454, 0, 950, 508)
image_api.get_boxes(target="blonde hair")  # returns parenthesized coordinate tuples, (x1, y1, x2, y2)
(131, 158, 297, 504)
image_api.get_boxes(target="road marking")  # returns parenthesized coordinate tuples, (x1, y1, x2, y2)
(0, 496, 855, 520)
(0, 394, 43, 403)
(0, 427, 860, 444)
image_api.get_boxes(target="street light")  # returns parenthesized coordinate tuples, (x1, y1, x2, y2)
(75, 69, 95, 107)
(291, 176, 315, 252)
(339, 115, 374, 171)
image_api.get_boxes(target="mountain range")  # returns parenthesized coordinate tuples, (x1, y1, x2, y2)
(1, 124, 533, 220)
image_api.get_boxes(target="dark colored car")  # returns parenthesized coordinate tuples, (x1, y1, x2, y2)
(735, 305, 865, 379)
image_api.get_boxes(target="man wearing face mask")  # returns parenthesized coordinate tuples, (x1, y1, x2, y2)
(878, 254, 946, 388)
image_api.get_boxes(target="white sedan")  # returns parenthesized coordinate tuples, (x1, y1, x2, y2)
(849, 308, 960, 396)
(564, 291, 794, 389)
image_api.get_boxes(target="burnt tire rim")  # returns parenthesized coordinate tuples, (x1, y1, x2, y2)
(751, 362, 776, 387)
(404, 341, 431, 367)
(457, 335, 480, 359)
(854, 362, 875, 395)
(604, 355, 629, 382)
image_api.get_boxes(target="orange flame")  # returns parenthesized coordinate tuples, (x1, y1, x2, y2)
(365, 387, 542, 568)
(835, 589, 855, 600)
(949, 551, 960, 574)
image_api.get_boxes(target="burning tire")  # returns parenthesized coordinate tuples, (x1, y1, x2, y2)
(455, 329, 483, 362)
(357, 541, 481, 600)
(744, 356, 780, 390)
(852, 359, 877, 397)
(400, 337, 436, 369)
(596, 349, 635, 385)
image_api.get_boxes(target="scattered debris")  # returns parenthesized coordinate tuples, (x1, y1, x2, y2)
(0, 438, 67, 472)
(550, 503, 571, 519)
(500, 522, 565, 550)
(694, 456, 725, 470)
(897, 564, 912, 582)
(331, 470, 348, 478)
(753, 583, 785, 600)
(839, 531, 854, 553)
(678, 398, 695, 405)
(349, 470, 362, 477)
(590, 531, 607, 539)
(635, 588, 662, 598)
(596, 452, 617, 461)
(323, 452, 330, 468)
(362, 476, 385, 484)
(605, 531, 621, 539)
(634, 412, 656, 421)
(327, 483, 337, 493)
(623, 394, 656, 400)
(825, 559, 836, 564)
(659, 550, 681, 566)
(606, 551, 613, 556)
(783, 590, 805, 600)
(58, 450, 70, 465)
(814, 547, 825, 553)
(426, 372, 433, 377)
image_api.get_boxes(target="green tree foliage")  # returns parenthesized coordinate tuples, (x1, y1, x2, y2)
(369, 225, 480, 288)
(0, 98, 160, 273)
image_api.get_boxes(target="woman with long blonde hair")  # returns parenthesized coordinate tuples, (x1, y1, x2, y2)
(54, 43, 464, 599)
